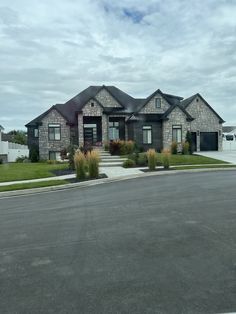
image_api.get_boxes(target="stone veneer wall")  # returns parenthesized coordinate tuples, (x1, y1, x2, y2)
(186, 97, 222, 151)
(78, 99, 108, 146)
(139, 93, 170, 114)
(39, 109, 70, 160)
(95, 88, 122, 108)
(162, 107, 190, 149)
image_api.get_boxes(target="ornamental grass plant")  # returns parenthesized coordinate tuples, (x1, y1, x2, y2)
(161, 148, 171, 169)
(87, 150, 100, 178)
(74, 151, 87, 180)
(147, 149, 157, 171)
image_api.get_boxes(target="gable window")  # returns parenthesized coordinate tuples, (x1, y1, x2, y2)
(143, 126, 152, 144)
(155, 98, 161, 108)
(34, 128, 39, 138)
(172, 125, 182, 143)
(48, 124, 61, 140)
(49, 151, 61, 161)
(109, 121, 119, 140)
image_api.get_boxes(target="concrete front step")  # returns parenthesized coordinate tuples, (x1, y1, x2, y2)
(101, 159, 126, 163)
(101, 156, 126, 160)
(100, 161, 124, 167)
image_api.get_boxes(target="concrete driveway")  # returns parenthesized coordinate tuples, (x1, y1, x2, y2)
(1, 171, 236, 313)
(196, 150, 236, 164)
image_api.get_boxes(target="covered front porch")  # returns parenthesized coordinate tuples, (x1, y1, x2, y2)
(78, 115, 126, 147)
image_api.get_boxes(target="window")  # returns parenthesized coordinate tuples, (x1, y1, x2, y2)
(34, 128, 39, 138)
(91, 102, 94, 107)
(155, 98, 161, 108)
(143, 126, 152, 144)
(109, 121, 119, 140)
(48, 124, 61, 140)
(49, 151, 61, 161)
(172, 125, 182, 143)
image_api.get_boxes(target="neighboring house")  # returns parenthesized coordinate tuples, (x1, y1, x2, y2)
(26, 85, 224, 160)
(0, 125, 29, 162)
(222, 126, 236, 136)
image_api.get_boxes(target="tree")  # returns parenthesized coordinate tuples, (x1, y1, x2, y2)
(7, 130, 27, 145)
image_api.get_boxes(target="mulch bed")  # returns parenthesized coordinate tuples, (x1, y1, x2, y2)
(51, 169, 75, 176)
(65, 173, 108, 183)
(141, 168, 173, 172)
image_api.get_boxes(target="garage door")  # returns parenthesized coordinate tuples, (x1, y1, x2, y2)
(200, 132, 218, 151)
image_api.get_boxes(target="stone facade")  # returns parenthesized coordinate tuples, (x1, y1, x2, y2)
(95, 88, 122, 108)
(140, 93, 170, 114)
(186, 96, 222, 151)
(163, 107, 190, 149)
(39, 109, 70, 160)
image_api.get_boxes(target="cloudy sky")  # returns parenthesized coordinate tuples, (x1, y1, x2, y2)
(0, 0, 236, 131)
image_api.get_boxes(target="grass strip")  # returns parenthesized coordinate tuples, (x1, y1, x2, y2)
(0, 163, 68, 182)
(0, 180, 68, 192)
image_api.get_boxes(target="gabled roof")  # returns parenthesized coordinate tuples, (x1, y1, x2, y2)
(223, 126, 236, 133)
(180, 93, 225, 123)
(162, 103, 194, 121)
(25, 104, 72, 127)
(136, 88, 183, 113)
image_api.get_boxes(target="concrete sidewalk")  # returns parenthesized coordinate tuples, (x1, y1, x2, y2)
(0, 163, 233, 187)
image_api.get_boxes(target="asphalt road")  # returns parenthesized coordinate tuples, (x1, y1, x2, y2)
(1, 171, 236, 314)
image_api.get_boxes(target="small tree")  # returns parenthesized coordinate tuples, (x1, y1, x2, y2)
(185, 131, 192, 154)
(67, 145, 77, 170)
(147, 149, 157, 171)
(29, 144, 39, 162)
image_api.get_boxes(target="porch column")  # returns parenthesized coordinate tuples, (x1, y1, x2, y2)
(102, 114, 108, 144)
(78, 113, 84, 147)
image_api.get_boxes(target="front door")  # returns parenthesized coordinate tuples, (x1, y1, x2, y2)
(84, 127, 94, 146)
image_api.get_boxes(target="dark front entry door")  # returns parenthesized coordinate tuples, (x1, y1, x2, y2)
(191, 132, 197, 152)
(84, 128, 94, 146)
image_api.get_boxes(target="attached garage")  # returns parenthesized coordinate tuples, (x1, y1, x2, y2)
(200, 132, 218, 151)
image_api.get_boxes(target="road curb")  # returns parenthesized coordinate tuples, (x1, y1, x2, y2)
(0, 167, 236, 198)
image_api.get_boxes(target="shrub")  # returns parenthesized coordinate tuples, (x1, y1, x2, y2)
(161, 149, 171, 169)
(185, 131, 192, 154)
(60, 148, 67, 160)
(74, 151, 87, 180)
(137, 152, 147, 166)
(87, 150, 100, 178)
(16, 156, 28, 163)
(0, 158, 3, 164)
(29, 144, 39, 163)
(171, 141, 178, 154)
(182, 141, 190, 155)
(123, 159, 135, 168)
(147, 149, 157, 171)
(125, 140, 135, 154)
(109, 140, 121, 155)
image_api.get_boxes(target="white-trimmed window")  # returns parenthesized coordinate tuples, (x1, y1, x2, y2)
(49, 151, 61, 161)
(34, 128, 39, 138)
(143, 126, 152, 144)
(155, 98, 161, 108)
(48, 124, 61, 140)
(172, 125, 182, 143)
(109, 121, 119, 140)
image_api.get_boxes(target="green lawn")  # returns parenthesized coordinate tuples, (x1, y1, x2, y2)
(0, 180, 69, 192)
(166, 154, 228, 165)
(0, 162, 69, 182)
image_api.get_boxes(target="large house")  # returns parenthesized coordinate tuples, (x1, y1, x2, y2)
(26, 85, 224, 160)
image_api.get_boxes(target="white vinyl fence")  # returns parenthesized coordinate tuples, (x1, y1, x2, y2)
(223, 138, 236, 151)
(0, 141, 29, 162)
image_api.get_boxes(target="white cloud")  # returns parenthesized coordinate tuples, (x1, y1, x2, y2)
(0, 0, 236, 131)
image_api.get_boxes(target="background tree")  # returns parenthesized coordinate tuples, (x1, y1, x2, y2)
(7, 130, 27, 145)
